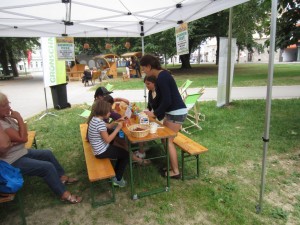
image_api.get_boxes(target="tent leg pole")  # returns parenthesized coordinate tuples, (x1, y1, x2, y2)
(256, 0, 278, 214)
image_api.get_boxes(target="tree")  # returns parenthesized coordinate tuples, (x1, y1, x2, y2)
(0, 38, 39, 76)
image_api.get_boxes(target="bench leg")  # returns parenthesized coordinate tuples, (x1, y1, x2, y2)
(16, 192, 26, 225)
(90, 179, 115, 208)
(33, 137, 38, 149)
(181, 152, 200, 181)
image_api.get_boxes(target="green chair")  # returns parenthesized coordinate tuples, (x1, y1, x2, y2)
(105, 83, 114, 92)
(179, 79, 193, 99)
(181, 88, 205, 134)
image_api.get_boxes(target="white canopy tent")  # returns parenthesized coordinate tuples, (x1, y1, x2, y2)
(1, 0, 278, 213)
(0, 0, 248, 37)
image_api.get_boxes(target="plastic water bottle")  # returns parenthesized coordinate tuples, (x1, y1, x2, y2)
(118, 130, 124, 138)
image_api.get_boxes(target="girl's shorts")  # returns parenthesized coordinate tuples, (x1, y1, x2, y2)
(165, 113, 187, 124)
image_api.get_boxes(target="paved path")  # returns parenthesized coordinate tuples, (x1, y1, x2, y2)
(0, 72, 299, 119)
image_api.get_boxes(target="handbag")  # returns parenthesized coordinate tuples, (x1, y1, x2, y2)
(0, 160, 24, 193)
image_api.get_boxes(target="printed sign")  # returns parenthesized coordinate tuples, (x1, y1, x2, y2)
(56, 37, 75, 61)
(41, 37, 66, 87)
(175, 22, 189, 55)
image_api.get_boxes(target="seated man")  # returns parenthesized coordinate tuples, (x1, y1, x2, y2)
(0, 92, 82, 204)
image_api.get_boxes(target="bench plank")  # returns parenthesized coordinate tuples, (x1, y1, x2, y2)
(25, 131, 37, 149)
(174, 132, 208, 155)
(79, 124, 115, 182)
(174, 132, 208, 180)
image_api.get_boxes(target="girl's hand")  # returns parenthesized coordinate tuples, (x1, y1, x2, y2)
(116, 122, 123, 130)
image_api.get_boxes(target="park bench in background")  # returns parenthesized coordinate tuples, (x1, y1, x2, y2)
(174, 132, 208, 181)
(79, 124, 116, 207)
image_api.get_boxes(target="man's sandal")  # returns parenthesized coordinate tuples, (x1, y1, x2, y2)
(61, 176, 79, 185)
(61, 194, 82, 204)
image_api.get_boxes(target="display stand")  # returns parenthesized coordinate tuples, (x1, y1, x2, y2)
(38, 88, 58, 120)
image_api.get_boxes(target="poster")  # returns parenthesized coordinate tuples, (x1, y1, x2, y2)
(217, 37, 236, 107)
(41, 37, 66, 87)
(175, 22, 189, 56)
(56, 37, 75, 61)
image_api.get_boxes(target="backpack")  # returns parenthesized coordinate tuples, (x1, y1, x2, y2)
(0, 160, 24, 193)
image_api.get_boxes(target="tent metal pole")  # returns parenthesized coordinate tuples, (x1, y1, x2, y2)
(225, 7, 233, 105)
(256, 0, 278, 214)
(141, 36, 147, 107)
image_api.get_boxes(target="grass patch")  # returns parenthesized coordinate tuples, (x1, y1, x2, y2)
(104, 63, 300, 90)
(1, 99, 300, 224)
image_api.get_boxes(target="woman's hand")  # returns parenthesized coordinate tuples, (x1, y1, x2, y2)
(144, 110, 155, 118)
(9, 109, 22, 120)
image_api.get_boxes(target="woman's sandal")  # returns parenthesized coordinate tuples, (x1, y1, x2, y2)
(61, 193, 82, 204)
(61, 176, 79, 185)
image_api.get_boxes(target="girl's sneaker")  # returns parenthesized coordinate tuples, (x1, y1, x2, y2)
(134, 151, 146, 159)
(112, 177, 126, 188)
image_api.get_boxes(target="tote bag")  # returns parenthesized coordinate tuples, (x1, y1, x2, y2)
(0, 160, 24, 193)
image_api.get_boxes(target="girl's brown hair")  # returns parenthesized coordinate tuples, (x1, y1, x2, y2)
(87, 99, 111, 124)
(140, 54, 162, 70)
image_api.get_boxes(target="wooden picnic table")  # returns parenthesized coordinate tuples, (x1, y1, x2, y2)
(122, 116, 176, 200)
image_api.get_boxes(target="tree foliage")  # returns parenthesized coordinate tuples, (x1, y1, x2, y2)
(0, 38, 39, 76)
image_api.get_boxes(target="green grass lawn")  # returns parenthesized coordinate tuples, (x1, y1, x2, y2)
(1, 99, 299, 225)
(110, 63, 300, 90)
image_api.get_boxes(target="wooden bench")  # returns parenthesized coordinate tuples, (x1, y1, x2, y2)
(25, 131, 37, 149)
(0, 131, 38, 224)
(0, 193, 26, 225)
(174, 132, 208, 180)
(79, 124, 116, 207)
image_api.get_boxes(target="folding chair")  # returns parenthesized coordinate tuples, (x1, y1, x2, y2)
(99, 69, 110, 82)
(181, 88, 205, 134)
(179, 79, 193, 99)
(105, 83, 114, 92)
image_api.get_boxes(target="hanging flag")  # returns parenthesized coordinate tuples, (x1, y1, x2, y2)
(175, 23, 189, 55)
(27, 50, 32, 67)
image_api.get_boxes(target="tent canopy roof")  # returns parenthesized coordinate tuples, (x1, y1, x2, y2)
(0, 0, 249, 37)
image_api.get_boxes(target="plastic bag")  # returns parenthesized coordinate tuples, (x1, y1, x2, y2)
(0, 160, 24, 193)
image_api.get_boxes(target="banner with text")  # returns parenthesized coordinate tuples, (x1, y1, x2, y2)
(175, 23, 189, 55)
(56, 37, 75, 61)
(41, 37, 66, 87)
(217, 37, 237, 107)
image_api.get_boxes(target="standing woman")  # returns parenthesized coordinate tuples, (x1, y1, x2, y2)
(140, 55, 187, 179)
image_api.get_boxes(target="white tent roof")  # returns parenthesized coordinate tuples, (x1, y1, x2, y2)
(0, 0, 249, 37)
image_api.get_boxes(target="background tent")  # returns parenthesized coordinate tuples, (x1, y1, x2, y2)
(0, 0, 249, 38)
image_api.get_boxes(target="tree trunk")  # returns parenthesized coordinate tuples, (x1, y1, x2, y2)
(0, 39, 10, 75)
(7, 47, 19, 77)
(180, 54, 192, 69)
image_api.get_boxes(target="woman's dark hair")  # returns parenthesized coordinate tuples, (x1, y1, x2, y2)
(144, 75, 157, 84)
(87, 99, 111, 124)
(103, 95, 114, 105)
(140, 54, 162, 70)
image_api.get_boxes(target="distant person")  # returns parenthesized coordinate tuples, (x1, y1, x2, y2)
(81, 65, 92, 84)
(140, 54, 187, 179)
(125, 58, 131, 79)
(0, 92, 82, 204)
(135, 58, 142, 78)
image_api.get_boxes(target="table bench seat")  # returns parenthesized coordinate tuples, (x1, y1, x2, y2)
(174, 132, 208, 180)
(79, 124, 115, 207)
